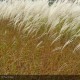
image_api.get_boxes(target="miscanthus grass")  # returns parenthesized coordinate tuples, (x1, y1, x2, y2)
(0, 0, 80, 75)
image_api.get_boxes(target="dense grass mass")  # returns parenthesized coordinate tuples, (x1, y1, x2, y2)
(0, 0, 80, 75)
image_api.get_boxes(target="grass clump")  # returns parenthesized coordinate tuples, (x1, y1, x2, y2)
(0, 0, 80, 75)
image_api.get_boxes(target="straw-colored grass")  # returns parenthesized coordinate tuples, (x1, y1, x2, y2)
(0, 0, 80, 75)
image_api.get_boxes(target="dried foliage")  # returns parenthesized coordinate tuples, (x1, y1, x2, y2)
(0, 0, 80, 75)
